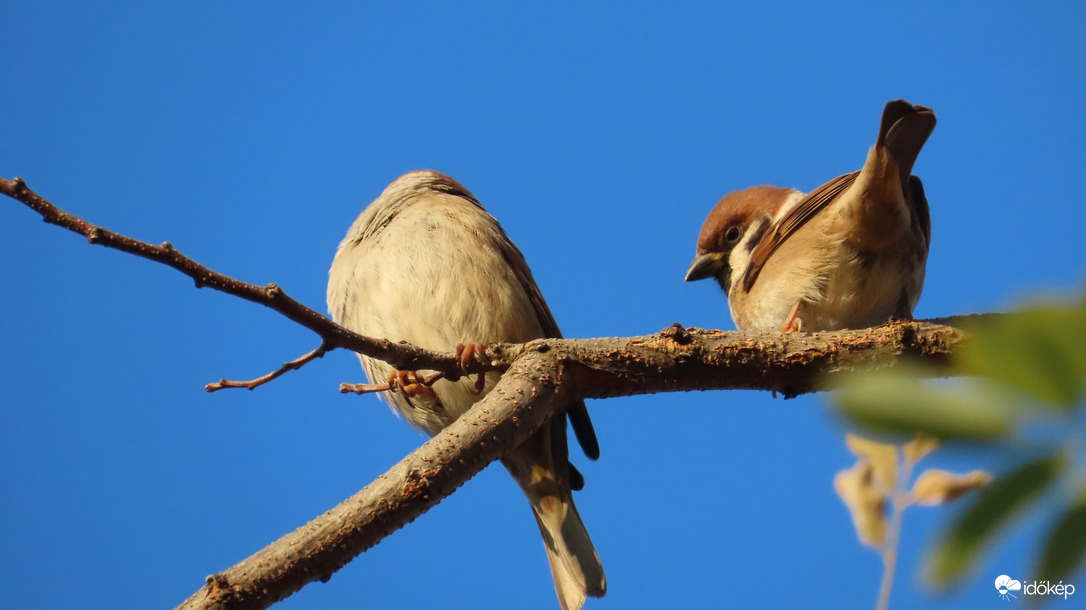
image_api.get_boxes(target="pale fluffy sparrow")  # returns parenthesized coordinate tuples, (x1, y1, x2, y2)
(328, 170, 605, 610)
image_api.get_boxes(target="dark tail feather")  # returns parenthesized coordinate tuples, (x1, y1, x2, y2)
(877, 100, 937, 188)
(566, 400, 600, 461)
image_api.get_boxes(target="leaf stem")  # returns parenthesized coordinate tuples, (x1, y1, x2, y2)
(877, 449, 915, 610)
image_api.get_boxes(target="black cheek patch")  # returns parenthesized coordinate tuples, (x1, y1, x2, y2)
(744, 217, 771, 255)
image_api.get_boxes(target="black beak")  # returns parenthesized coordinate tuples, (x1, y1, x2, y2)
(684, 252, 724, 283)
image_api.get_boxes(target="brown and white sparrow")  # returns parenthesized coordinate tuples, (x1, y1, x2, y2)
(685, 99, 936, 332)
(327, 170, 605, 610)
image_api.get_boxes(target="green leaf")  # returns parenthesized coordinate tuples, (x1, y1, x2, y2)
(956, 302, 1086, 408)
(927, 454, 1067, 588)
(834, 367, 1014, 441)
(1035, 483, 1086, 586)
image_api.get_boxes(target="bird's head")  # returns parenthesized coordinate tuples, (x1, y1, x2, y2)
(685, 185, 799, 295)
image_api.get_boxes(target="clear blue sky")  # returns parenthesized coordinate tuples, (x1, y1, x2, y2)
(3, 2, 1084, 609)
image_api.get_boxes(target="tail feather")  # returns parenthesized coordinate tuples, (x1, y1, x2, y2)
(877, 100, 936, 189)
(532, 495, 606, 610)
(503, 418, 606, 610)
(850, 100, 936, 250)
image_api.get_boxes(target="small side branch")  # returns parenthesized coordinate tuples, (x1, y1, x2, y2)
(339, 371, 446, 395)
(207, 344, 331, 392)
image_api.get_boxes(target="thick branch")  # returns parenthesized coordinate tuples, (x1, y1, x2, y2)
(173, 318, 976, 609)
(499, 317, 983, 400)
(176, 353, 570, 610)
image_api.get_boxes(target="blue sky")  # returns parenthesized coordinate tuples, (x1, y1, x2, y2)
(2, 2, 1085, 609)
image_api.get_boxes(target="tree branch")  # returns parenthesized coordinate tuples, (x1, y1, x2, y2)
(339, 370, 447, 395)
(173, 317, 977, 609)
(176, 350, 570, 609)
(0, 176, 477, 381)
(206, 343, 331, 392)
(2, 176, 997, 609)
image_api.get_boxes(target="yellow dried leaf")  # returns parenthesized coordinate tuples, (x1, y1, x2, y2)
(845, 434, 898, 491)
(903, 435, 941, 463)
(911, 469, 994, 506)
(834, 461, 888, 548)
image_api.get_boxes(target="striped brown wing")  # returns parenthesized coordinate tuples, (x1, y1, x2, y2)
(741, 171, 859, 292)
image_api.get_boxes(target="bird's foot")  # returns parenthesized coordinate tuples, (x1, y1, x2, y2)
(386, 370, 439, 400)
(779, 300, 804, 333)
(456, 343, 489, 394)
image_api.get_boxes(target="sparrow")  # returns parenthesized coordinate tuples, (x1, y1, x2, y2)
(327, 170, 605, 610)
(685, 99, 936, 333)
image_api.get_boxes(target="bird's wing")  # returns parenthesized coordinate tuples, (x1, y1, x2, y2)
(908, 175, 931, 249)
(495, 232, 601, 462)
(741, 170, 859, 292)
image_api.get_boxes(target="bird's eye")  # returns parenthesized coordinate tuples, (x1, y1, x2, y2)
(725, 226, 741, 243)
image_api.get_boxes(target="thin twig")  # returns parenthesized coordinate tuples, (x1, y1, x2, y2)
(206, 343, 331, 392)
(340, 371, 446, 395)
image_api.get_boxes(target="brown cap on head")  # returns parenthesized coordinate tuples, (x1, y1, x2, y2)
(696, 185, 797, 252)
(686, 185, 798, 288)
